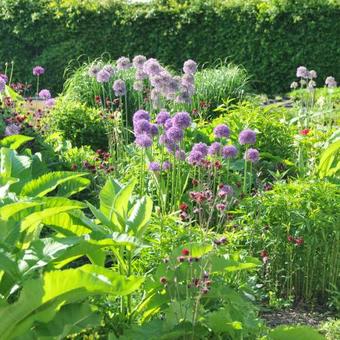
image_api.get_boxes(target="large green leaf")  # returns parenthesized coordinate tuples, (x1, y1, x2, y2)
(0, 265, 144, 339)
(269, 325, 325, 340)
(87, 201, 118, 231)
(113, 179, 137, 219)
(0, 135, 33, 150)
(57, 176, 91, 197)
(0, 249, 20, 281)
(127, 196, 153, 236)
(0, 201, 43, 220)
(27, 302, 101, 340)
(99, 177, 122, 218)
(318, 140, 340, 178)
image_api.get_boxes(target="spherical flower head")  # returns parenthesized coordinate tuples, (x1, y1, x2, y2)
(134, 119, 151, 135)
(135, 69, 147, 80)
(165, 78, 180, 94)
(33, 66, 45, 76)
(133, 110, 150, 123)
(290, 81, 298, 89)
(150, 124, 159, 136)
(150, 75, 164, 89)
(148, 162, 161, 172)
(238, 129, 256, 145)
(5, 123, 21, 136)
(325, 76, 337, 88)
(156, 111, 171, 125)
(173, 111, 191, 129)
(162, 161, 171, 171)
(244, 148, 260, 163)
(45, 98, 56, 107)
(208, 142, 222, 156)
(96, 69, 111, 83)
(0, 74, 8, 83)
(113, 79, 126, 96)
(307, 80, 316, 90)
(38, 89, 51, 100)
(175, 150, 186, 161)
(222, 145, 238, 158)
(181, 248, 190, 256)
(214, 124, 230, 139)
(0, 77, 6, 92)
(296, 66, 308, 78)
(308, 70, 317, 79)
(166, 126, 184, 143)
(135, 134, 152, 148)
(181, 73, 194, 87)
(103, 64, 116, 76)
(218, 184, 233, 198)
(175, 91, 192, 104)
(133, 80, 143, 92)
(116, 56, 131, 70)
(192, 143, 208, 157)
(133, 55, 147, 69)
(143, 58, 162, 76)
(183, 59, 197, 74)
(164, 118, 173, 130)
(88, 64, 100, 77)
(188, 150, 203, 165)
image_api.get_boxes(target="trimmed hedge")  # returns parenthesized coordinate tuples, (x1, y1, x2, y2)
(0, 0, 339, 95)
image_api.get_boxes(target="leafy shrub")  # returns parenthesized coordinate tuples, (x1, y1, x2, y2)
(235, 179, 340, 304)
(42, 99, 109, 150)
(0, 0, 339, 94)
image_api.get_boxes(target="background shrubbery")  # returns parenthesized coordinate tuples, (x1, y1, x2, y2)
(0, 0, 339, 95)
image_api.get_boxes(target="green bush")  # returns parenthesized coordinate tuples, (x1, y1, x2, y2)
(42, 99, 109, 150)
(235, 179, 340, 305)
(0, 0, 339, 95)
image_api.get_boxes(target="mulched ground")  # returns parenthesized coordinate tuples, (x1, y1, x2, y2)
(261, 307, 335, 328)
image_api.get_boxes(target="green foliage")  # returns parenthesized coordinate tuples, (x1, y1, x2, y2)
(41, 99, 109, 150)
(235, 179, 340, 304)
(268, 325, 325, 340)
(0, 0, 339, 94)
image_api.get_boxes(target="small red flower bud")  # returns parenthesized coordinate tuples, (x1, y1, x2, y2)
(260, 250, 268, 258)
(179, 203, 188, 211)
(71, 164, 77, 171)
(300, 129, 310, 136)
(295, 237, 304, 246)
(287, 235, 294, 242)
(191, 179, 199, 186)
(181, 248, 190, 256)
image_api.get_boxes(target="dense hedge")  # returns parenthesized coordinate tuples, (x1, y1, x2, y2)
(0, 0, 339, 95)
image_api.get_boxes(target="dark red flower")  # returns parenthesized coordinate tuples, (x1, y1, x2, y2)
(295, 237, 304, 246)
(260, 250, 268, 258)
(192, 179, 199, 186)
(160, 276, 167, 285)
(181, 248, 190, 256)
(179, 203, 188, 211)
(300, 129, 310, 136)
(71, 164, 77, 171)
(177, 256, 185, 262)
(287, 235, 294, 242)
(214, 160, 222, 169)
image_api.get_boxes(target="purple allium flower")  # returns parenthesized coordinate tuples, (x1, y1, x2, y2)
(159, 134, 178, 152)
(325, 76, 337, 88)
(183, 59, 197, 74)
(175, 91, 192, 104)
(103, 64, 116, 76)
(143, 58, 162, 76)
(156, 111, 171, 125)
(133, 55, 147, 69)
(0, 74, 8, 83)
(0, 77, 6, 92)
(38, 89, 51, 100)
(45, 98, 56, 107)
(172, 111, 191, 129)
(208, 142, 222, 156)
(238, 129, 256, 145)
(214, 124, 230, 139)
(175, 150, 186, 161)
(33, 66, 45, 76)
(135, 69, 147, 80)
(96, 69, 111, 83)
(222, 145, 238, 158)
(113, 79, 126, 96)
(290, 81, 298, 89)
(150, 75, 164, 89)
(134, 119, 151, 135)
(164, 78, 180, 95)
(133, 110, 150, 123)
(308, 80, 316, 90)
(188, 150, 204, 165)
(116, 56, 131, 70)
(4, 123, 21, 136)
(148, 162, 161, 172)
(88, 64, 100, 77)
(150, 89, 160, 102)
(135, 134, 152, 148)
(164, 118, 173, 130)
(244, 148, 260, 163)
(150, 124, 159, 136)
(192, 143, 208, 157)
(162, 161, 171, 171)
(181, 74, 194, 87)
(308, 70, 317, 79)
(166, 126, 184, 143)
(133, 80, 143, 92)
(296, 66, 308, 78)
(218, 184, 233, 198)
